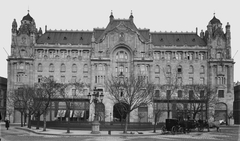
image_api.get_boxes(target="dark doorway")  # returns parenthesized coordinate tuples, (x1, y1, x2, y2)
(96, 103, 105, 121)
(113, 103, 129, 122)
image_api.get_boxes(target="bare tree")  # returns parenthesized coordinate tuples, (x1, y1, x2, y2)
(152, 102, 166, 133)
(160, 65, 182, 118)
(34, 77, 61, 131)
(57, 80, 85, 133)
(9, 85, 43, 129)
(105, 72, 155, 133)
(179, 84, 218, 120)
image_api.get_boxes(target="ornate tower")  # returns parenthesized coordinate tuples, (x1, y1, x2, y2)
(204, 15, 234, 121)
(7, 12, 39, 122)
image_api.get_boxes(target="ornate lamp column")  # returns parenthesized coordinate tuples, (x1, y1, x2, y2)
(87, 87, 104, 134)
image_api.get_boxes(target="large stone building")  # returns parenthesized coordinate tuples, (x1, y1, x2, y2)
(7, 11, 234, 123)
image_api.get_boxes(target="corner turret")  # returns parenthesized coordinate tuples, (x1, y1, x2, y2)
(12, 19, 18, 34)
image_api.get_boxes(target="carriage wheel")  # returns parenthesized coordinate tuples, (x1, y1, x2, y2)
(178, 127, 184, 133)
(171, 126, 176, 135)
(161, 126, 166, 132)
(198, 127, 204, 132)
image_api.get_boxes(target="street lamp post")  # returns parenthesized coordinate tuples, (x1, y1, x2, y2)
(87, 87, 104, 134)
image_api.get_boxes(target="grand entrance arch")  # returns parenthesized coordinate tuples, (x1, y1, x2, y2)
(215, 102, 228, 125)
(113, 103, 129, 122)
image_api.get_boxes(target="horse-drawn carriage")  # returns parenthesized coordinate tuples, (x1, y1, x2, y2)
(161, 118, 219, 134)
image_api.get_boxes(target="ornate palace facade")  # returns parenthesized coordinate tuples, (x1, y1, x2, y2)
(7, 12, 234, 123)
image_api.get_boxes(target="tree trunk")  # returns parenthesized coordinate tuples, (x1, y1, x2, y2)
(43, 112, 47, 131)
(24, 113, 27, 126)
(167, 101, 170, 118)
(20, 112, 23, 127)
(67, 110, 70, 133)
(27, 114, 31, 128)
(36, 114, 40, 129)
(153, 113, 157, 133)
(123, 113, 129, 133)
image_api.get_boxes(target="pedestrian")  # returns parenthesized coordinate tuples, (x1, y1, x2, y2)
(4, 118, 10, 130)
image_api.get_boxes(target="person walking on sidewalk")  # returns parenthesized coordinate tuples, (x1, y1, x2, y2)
(4, 118, 10, 130)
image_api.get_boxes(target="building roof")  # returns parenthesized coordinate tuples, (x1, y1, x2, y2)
(36, 17, 206, 47)
(37, 30, 93, 45)
(151, 32, 206, 46)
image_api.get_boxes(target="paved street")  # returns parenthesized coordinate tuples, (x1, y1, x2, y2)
(0, 124, 239, 141)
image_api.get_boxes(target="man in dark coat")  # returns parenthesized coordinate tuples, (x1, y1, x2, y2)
(4, 119, 10, 130)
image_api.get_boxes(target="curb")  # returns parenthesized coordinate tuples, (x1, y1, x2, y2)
(15, 127, 163, 137)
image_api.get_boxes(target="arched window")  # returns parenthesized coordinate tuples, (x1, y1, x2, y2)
(189, 65, 194, 74)
(200, 66, 205, 74)
(155, 65, 160, 74)
(38, 63, 43, 72)
(49, 63, 54, 72)
(72, 64, 77, 73)
(83, 64, 88, 73)
(60, 63, 66, 72)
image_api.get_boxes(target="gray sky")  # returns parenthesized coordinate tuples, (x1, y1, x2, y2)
(0, 0, 239, 82)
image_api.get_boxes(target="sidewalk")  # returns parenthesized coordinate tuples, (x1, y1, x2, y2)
(15, 126, 163, 136)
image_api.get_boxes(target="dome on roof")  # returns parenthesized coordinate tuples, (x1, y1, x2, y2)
(210, 16, 221, 25)
(22, 13, 34, 22)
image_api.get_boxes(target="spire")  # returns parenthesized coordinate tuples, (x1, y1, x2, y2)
(109, 10, 114, 22)
(129, 10, 133, 22)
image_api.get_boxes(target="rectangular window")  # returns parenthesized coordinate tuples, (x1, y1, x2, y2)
(61, 76, 65, 83)
(218, 90, 224, 98)
(200, 77, 205, 84)
(155, 77, 160, 84)
(72, 76, 76, 83)
(155, 90, 160, 98)
(200, 90, 204, 99)
(178, 90, 182, 98)
(95, 76, 97, 83)
(38, 75, 42, 83)
(84, 76, 88, 83)
(189, 77, 193, 85)
(189, 90, 194, 99)
(72, 89, 76, 96)
(49, 75, 54, 80)
(166, 90, 171, 99)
